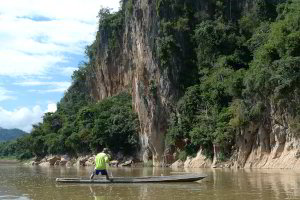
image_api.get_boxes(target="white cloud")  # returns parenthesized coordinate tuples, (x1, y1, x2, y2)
(0, 106, 42, 132)
(0, 50, 64, 76)
(15, 81, 71, 93)
(0, 0, 120, 77)
(0, 87, 16, 101)
(15, 81, 69, 86)
(0, 103, 60, 132)
(46, 103, 57, 113)
(0, 0, 120, 22)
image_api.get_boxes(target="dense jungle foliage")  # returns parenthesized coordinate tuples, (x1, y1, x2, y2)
(1, 0, 299, 162)
(0, 91, 139, 159)
(163, 0, 300, 160)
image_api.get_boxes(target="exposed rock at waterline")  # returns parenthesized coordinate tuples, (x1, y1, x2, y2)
(48, 156, 61, 166)
(75, 156, 90, 167)
(120, 160, 133, 167)
(110, 160, 119, 167)
(39, 162, 50, 167)
(170, 160, 184, 168)
(184, 151, 212, 168)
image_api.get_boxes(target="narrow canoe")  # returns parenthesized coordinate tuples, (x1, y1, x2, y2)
(56, 174, 206, 184)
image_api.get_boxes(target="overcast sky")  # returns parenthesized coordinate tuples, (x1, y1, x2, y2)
(0, 0, 120, 132)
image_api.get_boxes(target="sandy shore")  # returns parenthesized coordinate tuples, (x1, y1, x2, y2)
(0, 159, 20, 164)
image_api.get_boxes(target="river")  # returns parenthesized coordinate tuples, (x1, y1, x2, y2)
(0, 162, 299, 200)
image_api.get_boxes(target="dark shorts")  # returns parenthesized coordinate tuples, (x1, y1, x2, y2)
(95, 169, 108, 175)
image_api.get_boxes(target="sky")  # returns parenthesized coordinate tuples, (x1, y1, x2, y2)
(0, 0, 120, 132)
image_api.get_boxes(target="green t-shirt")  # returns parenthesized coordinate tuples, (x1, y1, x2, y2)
(95, 152, 110, 170)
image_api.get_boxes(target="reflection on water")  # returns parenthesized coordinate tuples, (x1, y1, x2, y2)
(0, 163, 299, 200)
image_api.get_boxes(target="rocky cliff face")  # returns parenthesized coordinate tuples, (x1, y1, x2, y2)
(87, 0, 174, 166)
(232, 104, 300, 169)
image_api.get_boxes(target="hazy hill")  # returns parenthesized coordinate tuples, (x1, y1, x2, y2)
(0, 127, 27, 141)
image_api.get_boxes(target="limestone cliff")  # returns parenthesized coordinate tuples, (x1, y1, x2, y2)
(87, 0, 173, 166)
(232, 104, 300, 169)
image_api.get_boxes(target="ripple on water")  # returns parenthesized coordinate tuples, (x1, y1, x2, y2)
(0, 195, 29, 200)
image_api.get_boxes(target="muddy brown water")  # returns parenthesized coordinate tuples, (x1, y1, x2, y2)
(0, 162, 299, 200)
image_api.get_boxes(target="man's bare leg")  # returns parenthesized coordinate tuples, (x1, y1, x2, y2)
(90, 171, 95, 180)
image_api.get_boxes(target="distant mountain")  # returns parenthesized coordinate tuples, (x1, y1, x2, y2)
(0, 127, 27, 142)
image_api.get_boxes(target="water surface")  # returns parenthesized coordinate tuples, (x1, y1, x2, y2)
(0, 162, 299, 200)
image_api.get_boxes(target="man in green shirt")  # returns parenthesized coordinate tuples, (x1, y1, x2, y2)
(90, 148, 111, 180)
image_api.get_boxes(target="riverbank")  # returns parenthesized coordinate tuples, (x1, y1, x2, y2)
(13, 146, 300, 170)
(0, 159, 20, 164)
(24, 154, 140, 168)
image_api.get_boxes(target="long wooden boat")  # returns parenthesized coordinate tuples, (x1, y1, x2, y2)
(56, 174, 206, 184)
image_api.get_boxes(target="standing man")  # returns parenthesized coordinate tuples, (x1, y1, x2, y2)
(90, 148, 111, 180)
